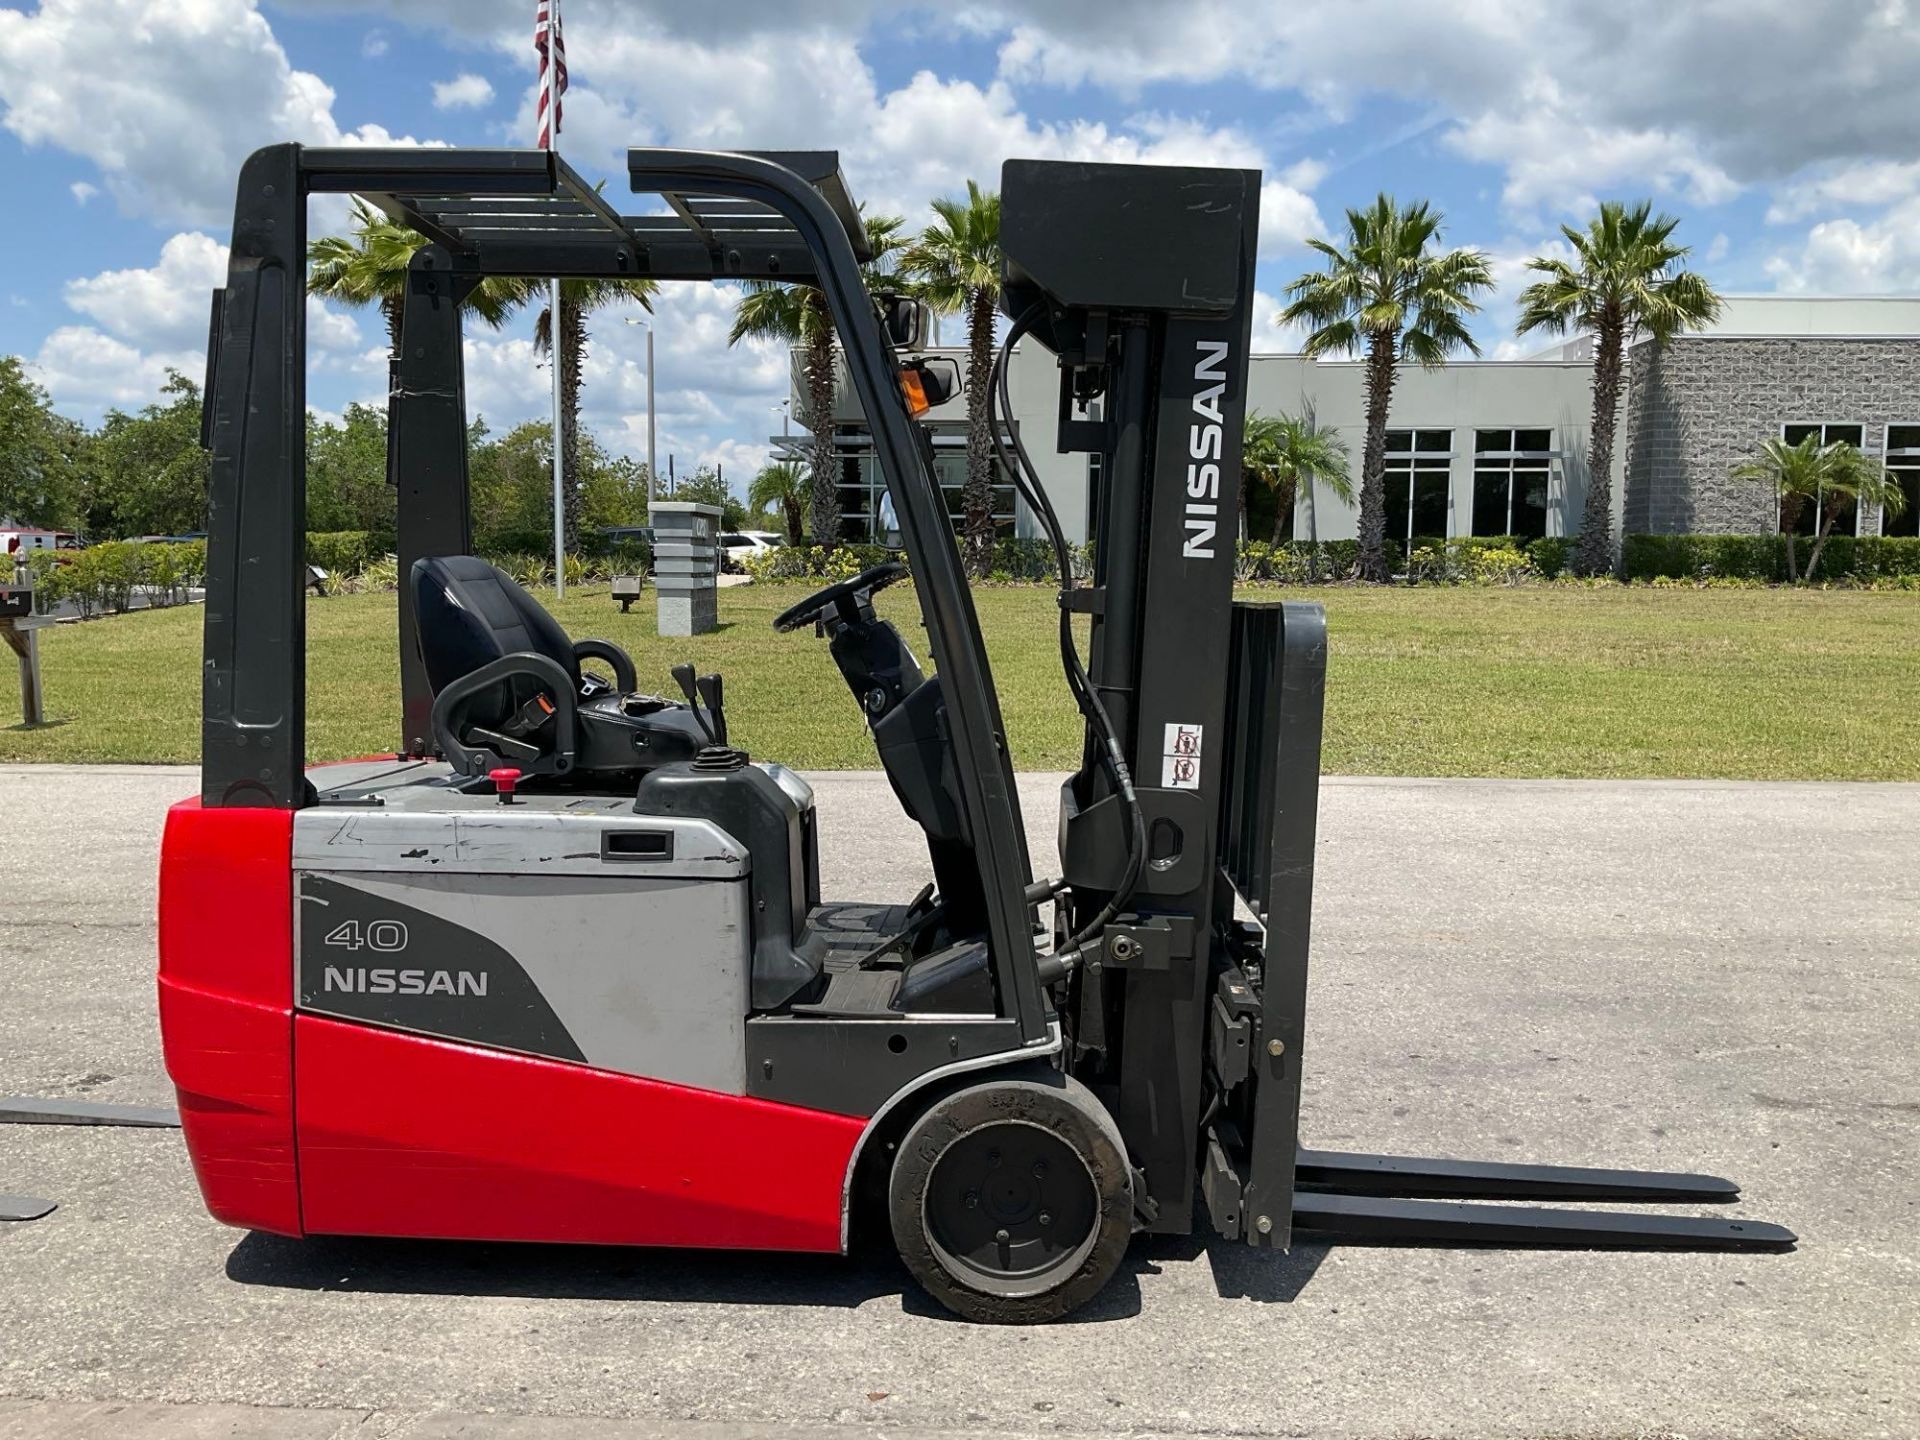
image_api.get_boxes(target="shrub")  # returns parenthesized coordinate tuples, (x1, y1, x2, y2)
(740, 543, 896, 583)
(359, 553, 401, 592)
(1526, 535, 1572, 579)
(1462, 546, 1538, 585)
(561, 553, 589, 589)
(987, 538, 1057, 582)
(307, 531, 372, 579)
(490, 552, 551, 589)
(1620, 533, 1920, 583)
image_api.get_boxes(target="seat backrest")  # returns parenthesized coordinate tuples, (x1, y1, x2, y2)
(412, 556, 579, 726)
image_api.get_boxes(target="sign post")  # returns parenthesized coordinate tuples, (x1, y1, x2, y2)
(1, 562, 47, 728)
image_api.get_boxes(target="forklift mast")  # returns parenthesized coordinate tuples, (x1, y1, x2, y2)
(998, 160, 1320, 1239)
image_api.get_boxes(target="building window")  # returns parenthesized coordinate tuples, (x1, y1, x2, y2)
(838, 448, 1018, 541)
(1884, 425, 1920, 538)
(1780, 423, 1865, 536)
(1470, 429, 1552, 539)
(1384, 429, 1451, 546)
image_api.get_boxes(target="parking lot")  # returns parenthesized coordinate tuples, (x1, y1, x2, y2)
(1, 764, 1915, 1439)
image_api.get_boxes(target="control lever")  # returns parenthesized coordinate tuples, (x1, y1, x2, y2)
(670, 663, 716, 743)
(695, 673, 728, 746)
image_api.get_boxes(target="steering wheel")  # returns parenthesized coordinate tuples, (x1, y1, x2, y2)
(772, 561, 909, 633)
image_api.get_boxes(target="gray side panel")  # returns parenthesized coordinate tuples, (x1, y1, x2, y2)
(298, 870, 751, 1094)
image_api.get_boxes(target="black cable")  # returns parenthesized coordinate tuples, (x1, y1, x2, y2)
(989, 302, 1145, 958)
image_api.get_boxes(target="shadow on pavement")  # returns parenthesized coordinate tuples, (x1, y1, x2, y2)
(1133, 1232, 1333, 1304)
(225, 1230, 1148, 1323)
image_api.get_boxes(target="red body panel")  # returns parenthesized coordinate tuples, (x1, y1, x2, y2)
(157, 801, 303, 1236)
(162, 794, 870, 1253)
(294, 1016, 865, 1252)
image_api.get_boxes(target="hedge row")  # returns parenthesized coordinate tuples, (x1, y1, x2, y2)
(1621, 534, 1920, 582)
(305, 531, 653, 583)
(25, 539, 208, 617)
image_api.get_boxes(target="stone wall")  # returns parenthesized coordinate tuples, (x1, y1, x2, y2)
(1623, 336, 1920, 535)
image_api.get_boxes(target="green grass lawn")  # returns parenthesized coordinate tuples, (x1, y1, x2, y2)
(5, 582, 1918, 778)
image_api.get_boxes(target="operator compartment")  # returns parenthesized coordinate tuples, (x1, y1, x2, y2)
(294, 757, 758, 1094)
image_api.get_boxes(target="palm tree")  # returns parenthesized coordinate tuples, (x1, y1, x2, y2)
(1807, 445, 1906, 582)
(748, 461, 810, 545)
(531, 277, 657, 552)
(1282, 196, 1493, 582)
(730, 214, 907, 547)
(1729, 434, 1845, 582)
(1516, 201, 1721, 576)
(308, 199, 527, 359)
(1243, 411, 1354, 547)
(900, 180, 1002, 579)
(1735, 437, 1909, 583)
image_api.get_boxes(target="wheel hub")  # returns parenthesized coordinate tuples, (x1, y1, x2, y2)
(924, 1122, 1100, 1295)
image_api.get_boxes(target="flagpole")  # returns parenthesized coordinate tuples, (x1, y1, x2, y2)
(545, 1, 566, 597)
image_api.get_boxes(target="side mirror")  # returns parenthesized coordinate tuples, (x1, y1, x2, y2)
(876, 292, 932, 350)
(898, 357, 964, 417)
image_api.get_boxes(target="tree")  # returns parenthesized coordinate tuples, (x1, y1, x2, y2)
(0, 356, 85, 529)
(307, 402, 394, 541)
(900, 180, 1002, 578)
(749, 462, 809, 544)
(730, 213, 907, 546)
(1243, 411, 1354, 546)
(1807, 446, 1905, 582)
(1282, 196, 1493, 581)
(530, 276, 658, 553)
(87, 371, 210, 537)
(1732, 436, 1907, 583)
(672, 465, 748, 531)
(1516, 201, 1721, 576)
(469, 420, 655, 555)
(309, 199, 529, 358)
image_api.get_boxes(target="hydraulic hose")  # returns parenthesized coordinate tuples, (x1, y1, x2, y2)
(989, 303, 1146, 961)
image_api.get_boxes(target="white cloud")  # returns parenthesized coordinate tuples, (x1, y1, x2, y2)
(513, 24, 1326, 248)
(25, 325, 203, 414)
(0, 0, 438, 227)
(1444, 82, 1741, 217)
(69, 180, 96, 205)
(59, 230, 364, 360)
(361, 29, 389, 59)
(1766, 195, 1920, 294)
(432, 73, 494, 110)
(1766, 159, 1920, 223)
(64, 232, 229, 351)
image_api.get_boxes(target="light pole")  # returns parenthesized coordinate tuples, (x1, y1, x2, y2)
(624, 316, 658, 505)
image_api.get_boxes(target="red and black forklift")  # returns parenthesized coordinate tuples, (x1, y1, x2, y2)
(160, 145, 1792, 1323)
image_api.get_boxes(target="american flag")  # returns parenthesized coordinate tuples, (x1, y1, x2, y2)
(534, 0, 567, 149)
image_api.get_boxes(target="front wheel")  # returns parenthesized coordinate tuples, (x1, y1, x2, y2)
(888, 1074, 1133, 1323)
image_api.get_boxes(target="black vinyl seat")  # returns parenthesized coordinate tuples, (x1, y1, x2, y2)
(411, 555, 706, 781)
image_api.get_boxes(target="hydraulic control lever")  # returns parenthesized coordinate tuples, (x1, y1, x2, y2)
(696, 673, 728, 746)
(670, 663, 716, 743)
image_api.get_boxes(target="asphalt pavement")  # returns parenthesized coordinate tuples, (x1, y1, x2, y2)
(1, 764, 1915, 1439)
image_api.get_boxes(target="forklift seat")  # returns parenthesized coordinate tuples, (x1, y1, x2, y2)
(415, 554, 582, 704)
(411, 555, 706, 779)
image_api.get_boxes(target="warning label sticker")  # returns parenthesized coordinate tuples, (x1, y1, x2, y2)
(1162, 722, 1203, 789)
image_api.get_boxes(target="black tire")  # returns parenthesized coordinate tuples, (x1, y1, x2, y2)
(888, 1073, 1132, 1324)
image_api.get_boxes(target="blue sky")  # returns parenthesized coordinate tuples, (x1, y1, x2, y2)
(3, 0, 1917, 488)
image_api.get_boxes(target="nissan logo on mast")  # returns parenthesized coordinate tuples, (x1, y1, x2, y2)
(1183, 339, 1230, 559)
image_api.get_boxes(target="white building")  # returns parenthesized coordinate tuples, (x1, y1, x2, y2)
(790, 295, 1920, 547)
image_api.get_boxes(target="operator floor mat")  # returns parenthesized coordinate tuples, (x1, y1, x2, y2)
(805, 902, 915, 972)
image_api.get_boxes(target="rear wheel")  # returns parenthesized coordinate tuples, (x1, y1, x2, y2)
(888, 1074, 1132, 1323)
